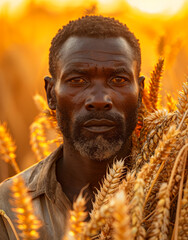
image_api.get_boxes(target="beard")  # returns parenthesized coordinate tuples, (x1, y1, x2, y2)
(56, 105, 139, 161)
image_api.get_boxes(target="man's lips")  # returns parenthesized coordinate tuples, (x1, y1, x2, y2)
(83, 119, 116, 133)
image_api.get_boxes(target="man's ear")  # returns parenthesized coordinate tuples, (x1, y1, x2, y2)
(44, 76, 56, 110)
(138, 76, 145, 98)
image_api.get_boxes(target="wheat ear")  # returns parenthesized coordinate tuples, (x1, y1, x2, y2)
(149, 58, 164, 111)
(30, 114, 52, 161)
(142, 87, 153, 112)
(166, 93, 177, 112)
(90, 159, 125, 217)
(112, 190, 132, 240)
(146, 183, 170, 240)
(33, 93, 62, 143)
(176, 81, 188, 128)
(0, 122, 20, 173)
(131, 171, 146, 239)
(84, 200, 114, 237)
(139, 126, 179, 198)
(63, 192, 88, 240)
(172, 149, 187, 240)
(10, 176, 41, 240)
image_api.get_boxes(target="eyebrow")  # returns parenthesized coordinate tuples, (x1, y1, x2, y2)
(61, 68, 89, 79)
(61, 66, 133, 80)
(110, 67, 133, 78)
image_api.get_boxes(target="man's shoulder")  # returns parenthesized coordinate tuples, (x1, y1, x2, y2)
(0, 160, 43, 201)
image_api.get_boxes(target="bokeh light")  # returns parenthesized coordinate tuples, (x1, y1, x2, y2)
(126, 0, 186, 15)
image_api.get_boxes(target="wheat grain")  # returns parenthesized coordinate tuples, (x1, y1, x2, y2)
(30, 115, 51, 161)
(167, 94, 177, 112)
(90, 159, 125, 217)
(148, 58, 164, 111)
(10, 176, 41, 240)
(0, 122, 20, 173)
(130, 177, 146, 239)
(63, 192, 88, 240)
(112, 190, 132, 240)
(146, 183, 170, 240)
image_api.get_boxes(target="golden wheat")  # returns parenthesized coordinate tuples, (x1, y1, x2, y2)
(0, 122, 20, 173)
(148, 58, 164, 111)
(10, 176, 41, 240)
(63, 192, 88, 240)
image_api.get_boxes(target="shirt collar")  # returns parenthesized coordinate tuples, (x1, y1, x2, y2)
(27, 145, 64, 202)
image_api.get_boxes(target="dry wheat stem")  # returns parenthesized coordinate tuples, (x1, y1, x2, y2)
(177, 109, 188, 131)
(168, 143, 188, 189)
(0, 209, 20, 240)
(177, 171, 188, 239)
(171, 150, 187, 240)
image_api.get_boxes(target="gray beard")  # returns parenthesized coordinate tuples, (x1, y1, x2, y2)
(73, 135, 123, 161)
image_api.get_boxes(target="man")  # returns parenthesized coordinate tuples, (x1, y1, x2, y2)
(0, 15, 144, 239)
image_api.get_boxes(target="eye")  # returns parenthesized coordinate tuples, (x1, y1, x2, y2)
(68, 78, 87, 85)
(110, 77, 129, 86)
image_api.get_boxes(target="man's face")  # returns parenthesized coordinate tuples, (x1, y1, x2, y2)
(53, 36, 141, 161)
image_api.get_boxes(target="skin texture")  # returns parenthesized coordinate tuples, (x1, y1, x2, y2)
(45, 36, 144, 212)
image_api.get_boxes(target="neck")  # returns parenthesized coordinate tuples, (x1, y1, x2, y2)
(56, 137, 132, 211)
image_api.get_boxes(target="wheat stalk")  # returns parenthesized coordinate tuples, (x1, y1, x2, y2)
(178, 173, 188, 239)
(0, 209, 20, 240)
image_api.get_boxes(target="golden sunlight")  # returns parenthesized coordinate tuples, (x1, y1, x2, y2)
(0, 0, 25, 12)
(126, 0, 185, 15)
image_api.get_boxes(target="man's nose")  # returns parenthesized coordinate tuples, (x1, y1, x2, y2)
(85, 89, 113, 111)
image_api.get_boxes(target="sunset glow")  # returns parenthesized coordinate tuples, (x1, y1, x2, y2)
(126, 0, 185, 15)
(1, 0, 186, 15)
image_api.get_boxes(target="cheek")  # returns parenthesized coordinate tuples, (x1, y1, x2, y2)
(114, 87, 139, 114)
(55, 85, 85, 118)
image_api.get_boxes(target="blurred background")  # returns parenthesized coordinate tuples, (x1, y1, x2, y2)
(0, 0, 188, 181)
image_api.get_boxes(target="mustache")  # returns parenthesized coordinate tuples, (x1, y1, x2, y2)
(74, 111, 125, 126)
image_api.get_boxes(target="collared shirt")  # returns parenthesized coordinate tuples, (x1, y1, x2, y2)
(0, 145, 72, 240)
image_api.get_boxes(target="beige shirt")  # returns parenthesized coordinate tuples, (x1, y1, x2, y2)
(0, 145, 72, 240)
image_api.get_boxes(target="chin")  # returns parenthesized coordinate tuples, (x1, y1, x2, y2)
(73, 135, 123, 162)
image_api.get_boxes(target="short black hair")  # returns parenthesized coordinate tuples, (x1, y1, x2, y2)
(49, 15, 141, 79)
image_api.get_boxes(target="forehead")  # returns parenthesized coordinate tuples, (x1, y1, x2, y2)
(56, 36, 136, 75)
